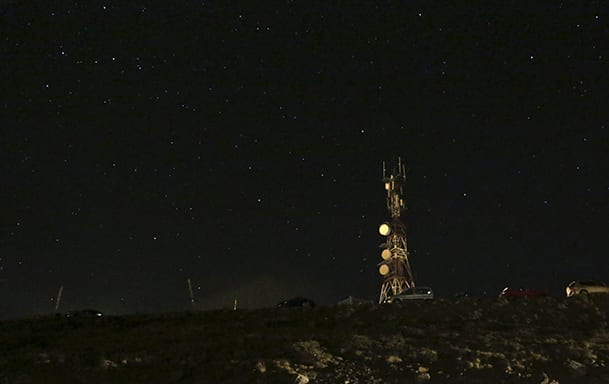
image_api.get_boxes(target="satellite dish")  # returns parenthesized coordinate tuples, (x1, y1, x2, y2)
(379, 223, 391, 236)
(379, 264, 390, 276)
(381, 249, 392, 260)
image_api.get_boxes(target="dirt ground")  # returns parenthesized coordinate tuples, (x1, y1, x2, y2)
(1, 296, 609, 383)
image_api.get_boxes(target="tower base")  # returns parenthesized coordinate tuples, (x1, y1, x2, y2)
(379, 277, 412, 304)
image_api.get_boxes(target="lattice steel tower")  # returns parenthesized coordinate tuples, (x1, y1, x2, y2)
(377, 157, 415, 304)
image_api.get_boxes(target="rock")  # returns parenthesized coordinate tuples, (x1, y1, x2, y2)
(540, 372, 560, 384)
(255, 360, 266, 373)
(566, 359, 587, 376)
(385, 355, 402, 363)
(415, 372, 431, 382)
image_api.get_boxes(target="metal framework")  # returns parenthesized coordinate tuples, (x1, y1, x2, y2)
(378, 158, 415, 304)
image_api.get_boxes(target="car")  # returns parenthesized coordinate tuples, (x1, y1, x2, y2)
(384, 286, 434, 303)
(566, 281, 609, 297)
(277, 297, 316, 308)
(65, 309, 104, 318)
(498, 287, 545, 299)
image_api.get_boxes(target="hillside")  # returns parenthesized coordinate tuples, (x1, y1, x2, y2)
(1, 296, 609, 383)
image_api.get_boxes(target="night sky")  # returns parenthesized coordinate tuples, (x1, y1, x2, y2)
(3, 1, 609, 318)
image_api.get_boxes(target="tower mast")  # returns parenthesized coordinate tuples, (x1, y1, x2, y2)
(377, 157, 415, 303)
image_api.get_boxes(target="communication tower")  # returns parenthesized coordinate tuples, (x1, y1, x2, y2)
(377, 157, 415, 303)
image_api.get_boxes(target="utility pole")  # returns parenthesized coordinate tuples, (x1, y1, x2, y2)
(55, 285, 64, 313)
(187, 278, 196, 309)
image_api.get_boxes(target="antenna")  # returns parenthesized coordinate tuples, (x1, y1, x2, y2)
(376, 157, 416, 304)
(398, 156, 402, 174)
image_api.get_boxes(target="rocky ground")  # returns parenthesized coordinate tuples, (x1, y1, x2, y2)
(1, 296, 609, 383)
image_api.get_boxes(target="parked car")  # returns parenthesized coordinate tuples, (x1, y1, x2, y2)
(384, 286, 434, 303)
(65, 309, 104, 318)
(277, 297, 316, 308)
(499, 287, 545, 299)
(566, 281, 609, 297)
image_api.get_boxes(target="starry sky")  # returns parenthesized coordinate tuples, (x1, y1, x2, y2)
(3, 1, 609, 318)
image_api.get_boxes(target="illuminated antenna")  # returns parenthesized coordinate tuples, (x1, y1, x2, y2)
(377, 157, 415, 303)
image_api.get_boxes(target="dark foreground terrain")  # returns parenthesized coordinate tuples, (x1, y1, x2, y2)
(2, 296, 609, 383)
